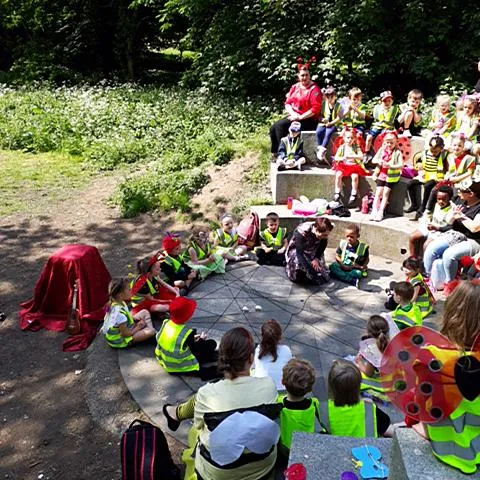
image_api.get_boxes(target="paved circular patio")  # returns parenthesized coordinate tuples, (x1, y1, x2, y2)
(119, 250, 440, 444)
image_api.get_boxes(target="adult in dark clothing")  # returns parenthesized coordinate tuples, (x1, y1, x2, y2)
(285, 217, 334, 284)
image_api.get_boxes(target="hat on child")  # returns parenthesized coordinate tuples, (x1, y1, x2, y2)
(289, 121, 302, 133)
(162, 234, 181, 254)
(323, 86, 336, 96)
(380, 91, 393, 101)
(169, 296, 197, 325)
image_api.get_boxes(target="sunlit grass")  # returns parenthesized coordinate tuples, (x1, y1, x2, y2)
(0, 150, 88, 215)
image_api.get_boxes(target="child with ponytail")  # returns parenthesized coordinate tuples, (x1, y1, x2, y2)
(253, 319, 292, 390)
(354, 315, 399, 400)
(102, 278, 156, 349)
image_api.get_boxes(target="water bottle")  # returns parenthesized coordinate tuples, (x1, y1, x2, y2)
(361, 195, 370, 214)
(284, 463, 307, 480)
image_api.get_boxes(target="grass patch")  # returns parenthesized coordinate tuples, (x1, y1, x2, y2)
(0, 150, 88, 215)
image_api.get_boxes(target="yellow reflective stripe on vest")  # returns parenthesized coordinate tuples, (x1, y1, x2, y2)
(216, 228, 237, 247)
(360, 372, 386, 393)
(164, 255, 182, 272)
(155, 320, 199, 372)
(427, 396, 480, 474)
(286, 137, 299, 159)
(321, 101, 341, 121)
(392, 305, 422, 328)
(130, 277, 156, 306)
(105, 302, 134, 348)
(373, 104, 399, 129)
(339, 240, 368, 263)
(184, 241, 211, 262)
(260, 228, 286, 249)
(344, 105, 366, 127)
(319, 400, 377, 438)
(410, 274, 432, 317)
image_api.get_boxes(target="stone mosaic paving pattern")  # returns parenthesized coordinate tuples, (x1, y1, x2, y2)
(119, 252, 441, 445)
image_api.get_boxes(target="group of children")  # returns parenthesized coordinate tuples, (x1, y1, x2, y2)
(275, 87, 480, 223)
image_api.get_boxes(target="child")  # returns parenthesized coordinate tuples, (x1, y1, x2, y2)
(355, 315, 399, 400)
(253, 319, 293, 390)
(450, 95, 479, 151)
(365, 91, 400, 155)
(102, 278, 156, 348)
(256, 212, 288, 266)
(332, 128, 369, 205)
(342, 87, 367, 133)
(405, 135, 448, 219)
(397, 89, 423, 137)
(160, 234, 198, 291)
(183, 228, 226, 280)
(319, 359, 392, 438)
(277, 121, 306, 171)
(445, 134, 476, 185)
(155, 296, 219, 380)
(425, 94, 456, 138)
(408, 185, 454, 257)
(370, 132, 404, 222)
(329, 224, 369, 287)
(277, 358, 321, 454)
(390, 281, 423, 330)
(316, 86, 342, 161)
(211, 214, 249, 261)
(402, 256, 433, 318)
(130, 255, 178, 315)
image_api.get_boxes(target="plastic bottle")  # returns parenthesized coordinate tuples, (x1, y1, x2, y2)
(287, 197, 293, 210)
(284, 463, 307, 480)
(361, 195, 370, 214)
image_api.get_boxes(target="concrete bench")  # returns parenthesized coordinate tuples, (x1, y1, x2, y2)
(251, 204, 417, 262)
(270, 163, 410, 216)
(301, 131, 425, 165)
(389, 428, 480, 479)
(288, 432, 392, 480)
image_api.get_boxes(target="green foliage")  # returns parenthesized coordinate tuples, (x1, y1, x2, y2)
(0, 83, 272, 216)
(116, 166, 209, 217)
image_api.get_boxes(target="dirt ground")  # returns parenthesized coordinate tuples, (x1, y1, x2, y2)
(0, 154, 263, 479)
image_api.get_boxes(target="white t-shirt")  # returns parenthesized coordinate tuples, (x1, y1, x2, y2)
(252, 344, 293, 390)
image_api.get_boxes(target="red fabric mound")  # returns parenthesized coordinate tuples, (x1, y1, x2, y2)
(19, 244, 111, 351)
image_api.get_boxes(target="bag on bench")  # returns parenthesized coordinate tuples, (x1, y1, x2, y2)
(121, 419, 181, 480)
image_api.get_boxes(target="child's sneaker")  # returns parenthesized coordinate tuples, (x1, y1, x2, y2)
(333, 193, 341, 202)
(235, 254, 250, 262)
(347, 194, 357, 206)
(374, 210, 384, 222)
(316, 146, 326, 161)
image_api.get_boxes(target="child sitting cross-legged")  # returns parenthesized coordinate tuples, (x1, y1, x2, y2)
(277, 358, 321, 456)
(319, 359, 393, 438)
(211, 214, 249, 262)
(389, 281, 423, 330)
(355, 315, 399, 401)
(329, 224, 369, 287)
(102, 278, 156, 349)
(277, 121, 306, 171)
(155, 296, 219, 380)
(256, 212, 288, 266)
(183, 228, 226, 280)
(160, 234, 197, 294)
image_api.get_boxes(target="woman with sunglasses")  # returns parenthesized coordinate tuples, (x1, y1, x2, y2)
(423, 180, 480, 293)
(269, 58, 322, 158)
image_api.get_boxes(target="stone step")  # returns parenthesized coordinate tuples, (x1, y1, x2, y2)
(251, 204, 417, 263)
(270, 163, 410, 217)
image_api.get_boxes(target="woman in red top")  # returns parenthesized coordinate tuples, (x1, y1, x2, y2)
(269, 59, 322, 156)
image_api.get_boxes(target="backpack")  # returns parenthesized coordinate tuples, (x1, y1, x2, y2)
(121, 419, 181, 480)
(237, 212, 260, 250)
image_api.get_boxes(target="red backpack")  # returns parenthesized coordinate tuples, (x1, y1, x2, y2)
(237, 212, 260, 250)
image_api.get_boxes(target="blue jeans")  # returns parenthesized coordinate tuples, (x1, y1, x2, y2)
(424, 238, 480, 281)
(316, 125, 336, 148)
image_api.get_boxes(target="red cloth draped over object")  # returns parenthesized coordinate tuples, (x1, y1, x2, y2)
(19, 244, 111, 352)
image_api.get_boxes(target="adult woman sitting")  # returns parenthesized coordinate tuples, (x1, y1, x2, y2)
(285, 217, 334, 284)
(424, 180, 480, 290)
(269, 58, 322, 157)
(185, 327, 278, 480)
